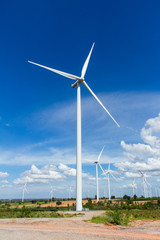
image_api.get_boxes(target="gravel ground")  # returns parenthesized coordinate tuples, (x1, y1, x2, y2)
(0, 211, 160, 240)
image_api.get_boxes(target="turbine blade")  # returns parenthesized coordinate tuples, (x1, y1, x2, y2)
(139, 170, 143, 176)
(97, 146, 105, 162)
(146, 181, 151, 186)
(98, 162, 106, 175)
(28, 61, 81, 81)
(24, 187, 29, 193)
(144, 177, 147, 184)
(81, 43, 95, 78)
(108, 159, 110, 171)
(110, 172, 117, 181)
(82, 81, 120, 127)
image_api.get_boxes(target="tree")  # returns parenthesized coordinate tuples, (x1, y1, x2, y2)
(133, 194, 137, 200)
(111, 195, 115, 199)
(84, 198, 93, 209)
(123, 195, 131, 200)
(56, 200, 62, 206)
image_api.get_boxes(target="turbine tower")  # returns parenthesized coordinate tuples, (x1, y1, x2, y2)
(22, 183, 28, 203)
(102, 160, 117, 200)
(146, 181, 152, 198)
(28, 43, 120, 211)
(144, 177, 152, 198)
(139, 171, 148, 198)
(93, 146, 105, 203)
(49, 185, 54, 201)
(131, 179, 137, 197)
(69, 186, 73, 199)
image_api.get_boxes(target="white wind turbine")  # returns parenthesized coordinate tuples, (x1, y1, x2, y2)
(93, 146, 105, 203)
(22, 183, 28, 203)
(69, 186, 74, 199)
(131, 179, 137, 196)
(28, 43, 120, 211)
(49, 185, 54, 201)
(139, 171, 148, 198)
(146, 181, 152, 198)
(144, 176, 152, 198)
(102, 160, 117, 200)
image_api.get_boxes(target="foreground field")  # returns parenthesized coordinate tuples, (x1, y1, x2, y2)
(0, 211, 160, 240)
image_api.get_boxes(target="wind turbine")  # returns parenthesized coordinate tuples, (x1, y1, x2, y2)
(131, 179, 137, 197)
(146, 181, 152, 198)
(28, 43, 120, 211)
(69, 186, 74, 199)
(22, 183, 28, 203)
(93, 146, 105, 203)
(49, 185, 54, 201)
(102, 160, 117, 200)
(139, 171, 148, 198)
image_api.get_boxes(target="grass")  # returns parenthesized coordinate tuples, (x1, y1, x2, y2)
(129, 209, 160, 220)
(91, 210, 130, 226)
(90, 209, 160, 226)
(0, 206, 84, 218)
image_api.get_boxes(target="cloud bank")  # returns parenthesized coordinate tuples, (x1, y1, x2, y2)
(115, 113, 160, 179)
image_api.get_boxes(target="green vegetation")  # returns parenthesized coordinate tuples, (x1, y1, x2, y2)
(56, 200, 62, 206)
(91, 210, 130, 225)
(91, 209, 160, 226)
(0, 197, 159, 224)
(84, 197, 160, 226)
(83, 197, 160, 211)
(130, 209, 160, 220)
(0, 205, 83, 218)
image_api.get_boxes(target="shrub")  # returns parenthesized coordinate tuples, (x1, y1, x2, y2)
(19, 206, 31, 218)
(91, 210, 130, 226)
(56, 201, 62, 206)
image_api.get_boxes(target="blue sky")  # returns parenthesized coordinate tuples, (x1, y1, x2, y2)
(0, 0, 160, 199)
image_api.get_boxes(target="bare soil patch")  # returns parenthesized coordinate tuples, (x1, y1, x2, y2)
(0, 210, 160, 240)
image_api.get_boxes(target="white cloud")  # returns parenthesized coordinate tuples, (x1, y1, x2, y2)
(58, 163, 94, 179)
(13, 164, 65, 185)
(1, 180, 9, 184)
(121, 141, 160, 157)
(122, 183, 137, 189)
(0, 146, 77, 166)
(141, 113, 160, 148)
(124, 172, 141, 178)
(0, 171, 9, 178)
(115, 160, 160, 175)
(116, 113, 160, 181)
(0, 184, 12, 188)
(58, 163, 76, 177)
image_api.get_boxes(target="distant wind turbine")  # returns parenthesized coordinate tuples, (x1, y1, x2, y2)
(49, 185, 54, 201)
(69, 186, 74, 199)
(28, 43, 120, 211)
(102, 160, 117, 200)
(146, 181, 152, 198)
(22, 183, 28, 203)
(93, 146, 105, 203)
(139, 171, 148, 198)
(131, 179, 137, 196)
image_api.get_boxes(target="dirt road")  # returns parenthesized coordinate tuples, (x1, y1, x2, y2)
(0, 211, 160, 240)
